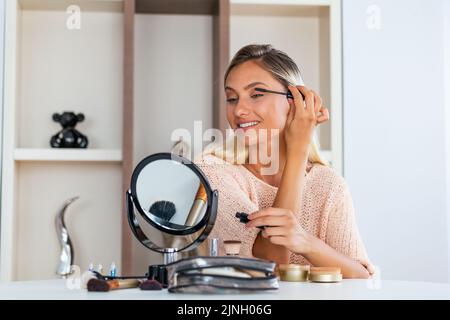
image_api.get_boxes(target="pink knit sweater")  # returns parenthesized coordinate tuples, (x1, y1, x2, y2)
(196, 154, 371, 269)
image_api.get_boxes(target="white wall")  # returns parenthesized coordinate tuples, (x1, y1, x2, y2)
(343, 0, 449, 282)
(0, 0, 4, 225)
(133, 14, 213, 163)
(444, 0, 450, 282)
(19, 10, 123, 149)
(132, 14, 214, 274)
(230, 4, 332, 152)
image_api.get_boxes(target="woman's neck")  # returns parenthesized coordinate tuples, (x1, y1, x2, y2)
(244, 138, 288, 188)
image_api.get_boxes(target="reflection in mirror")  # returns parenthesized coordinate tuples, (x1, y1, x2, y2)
(128, 152, 218, 261)
(135, 159, 208, 230)
(134, 209, 209, 256)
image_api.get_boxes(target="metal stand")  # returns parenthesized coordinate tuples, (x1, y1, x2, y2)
(163, 248, 178, 265)
(146, 249, 178, 288)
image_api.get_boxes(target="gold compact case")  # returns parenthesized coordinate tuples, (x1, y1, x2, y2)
(309, 267, 342, 283)
(278, 264, 310, 282)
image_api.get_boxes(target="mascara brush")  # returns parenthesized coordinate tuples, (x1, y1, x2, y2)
(254, 87, 305, 100)
(235, 212, 265, 230)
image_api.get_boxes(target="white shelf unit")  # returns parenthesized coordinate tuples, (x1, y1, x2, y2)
(1, 0, 125, 281)
(229, 0, 342, 173)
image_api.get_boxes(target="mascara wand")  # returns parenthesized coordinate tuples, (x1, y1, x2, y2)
(254, 87, 305, 100)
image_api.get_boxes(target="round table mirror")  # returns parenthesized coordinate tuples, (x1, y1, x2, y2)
(126, 153, 218, 265)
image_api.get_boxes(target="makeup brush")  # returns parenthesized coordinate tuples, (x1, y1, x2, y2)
(149, 200, 181, 249)
(140, 279, 163, 291)
(87, 278, 140, 292)
(185, 184, 207, 226)
(149, 200, 176, 221)
(254, 87, 305, 100)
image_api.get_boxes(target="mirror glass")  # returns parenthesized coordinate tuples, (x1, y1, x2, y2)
(135, 159, 208, 231)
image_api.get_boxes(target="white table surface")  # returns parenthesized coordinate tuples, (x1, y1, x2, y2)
(0, 279, 449, 300)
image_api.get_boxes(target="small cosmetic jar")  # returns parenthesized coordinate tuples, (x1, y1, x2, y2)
(309, 267, 342, 283)
(209, 238, 219, 256)
(278, 264, 310, 282)
(223, 240, 242, 256)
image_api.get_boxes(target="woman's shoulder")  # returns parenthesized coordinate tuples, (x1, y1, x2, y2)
(194, 154, 240, 172)
(308, 163, 348, 193)
(195, 154, 262, 208)
(195, 153, 227, 166)
(194, 154, 248, 185)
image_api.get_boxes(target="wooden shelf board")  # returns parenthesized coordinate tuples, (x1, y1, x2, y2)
(19, 0, 124, 12)
(136, 0, 218, 15)
(14, 148, 123, 162)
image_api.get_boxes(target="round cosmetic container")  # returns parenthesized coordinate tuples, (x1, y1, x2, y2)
(278, 264, 310, 282)
(223, 240, 242, 256)
(309, 267, 342, 283)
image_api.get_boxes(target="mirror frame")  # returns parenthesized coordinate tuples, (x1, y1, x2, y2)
(126, 152, 218, 254)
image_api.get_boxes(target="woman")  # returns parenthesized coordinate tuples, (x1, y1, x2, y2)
(196, 44, 373, 278)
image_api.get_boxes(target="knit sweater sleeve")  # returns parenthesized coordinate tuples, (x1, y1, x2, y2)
(324, 175, 372, 270)
(195, 156, 261, 258)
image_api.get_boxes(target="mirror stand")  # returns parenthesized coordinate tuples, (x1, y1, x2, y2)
(126, 188, 218, 287)
(125, 153, 218, 288)
(163, 248, 178, 265)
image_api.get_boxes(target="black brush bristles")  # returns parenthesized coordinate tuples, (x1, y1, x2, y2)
(149, 200, 176, 221)
(140, 279, 163, 291)
(87, 278, 110, 292)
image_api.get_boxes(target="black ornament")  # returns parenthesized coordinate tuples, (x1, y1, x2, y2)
(50, 112, 88, 148)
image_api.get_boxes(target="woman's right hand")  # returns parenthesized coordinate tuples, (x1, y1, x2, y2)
(284, 86, 329, 157)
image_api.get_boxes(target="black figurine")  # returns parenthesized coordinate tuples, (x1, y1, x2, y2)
(50, 112, 88, 148)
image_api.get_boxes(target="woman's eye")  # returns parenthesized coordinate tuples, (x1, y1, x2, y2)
(251, 94, 264, 99)
(227, 98, 238, 103)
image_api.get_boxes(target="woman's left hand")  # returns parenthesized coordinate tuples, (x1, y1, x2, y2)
(246, 207, 314, 255)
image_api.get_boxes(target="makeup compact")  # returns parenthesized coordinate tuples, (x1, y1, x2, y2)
(309, 267, 342, 283)
(278, 264, 310, 282)
(277, 265, 343, 283)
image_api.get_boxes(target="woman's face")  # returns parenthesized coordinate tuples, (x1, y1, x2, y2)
(225, 60, 290, 146)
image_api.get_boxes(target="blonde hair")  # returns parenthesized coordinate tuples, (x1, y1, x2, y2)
(204, 44, 328, 167)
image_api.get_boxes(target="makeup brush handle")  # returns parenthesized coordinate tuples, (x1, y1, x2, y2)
(109, 279, 140, 290)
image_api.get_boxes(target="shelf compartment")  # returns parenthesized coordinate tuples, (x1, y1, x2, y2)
(17, 4, 124, 149)
(15, 162, 122, 280)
